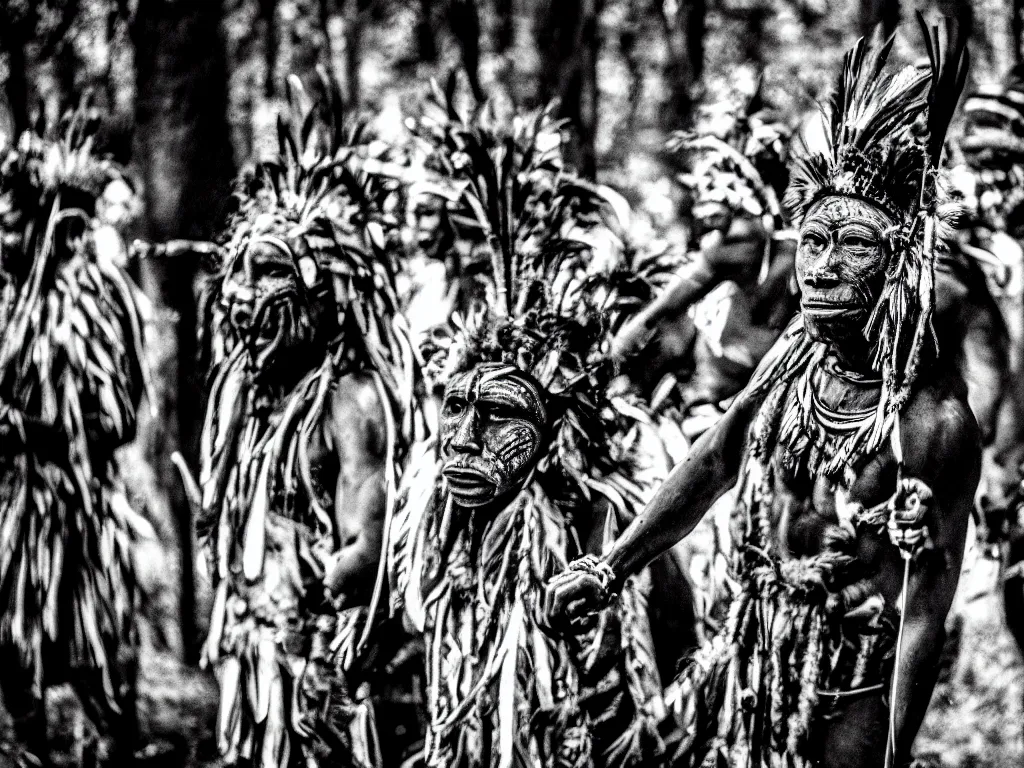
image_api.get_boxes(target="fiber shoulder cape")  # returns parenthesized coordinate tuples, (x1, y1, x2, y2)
(388, 94, 667, 768)
(197, 79, 424, 768)
(0, 110, 149, 711)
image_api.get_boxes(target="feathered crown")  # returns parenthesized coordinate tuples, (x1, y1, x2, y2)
(0, 101, 141, 384)
(416, 91, 640, 491)
(202, 72, 411, 374)
(0, 104, 124, 213)
(785, 16, 967, 226)
(670, 80, 791, 227)
(958, 64, 1024, 234)
(779, 15, 968, 424)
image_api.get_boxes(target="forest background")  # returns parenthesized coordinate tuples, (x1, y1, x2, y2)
(1, 0, 1022, 765)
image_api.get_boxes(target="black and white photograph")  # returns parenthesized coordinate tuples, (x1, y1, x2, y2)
(0, 0, 1022, 766)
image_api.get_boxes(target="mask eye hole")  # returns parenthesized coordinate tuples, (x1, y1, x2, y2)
(801, 232, 826, 250)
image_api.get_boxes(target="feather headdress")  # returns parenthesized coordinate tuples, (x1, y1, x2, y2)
(197, 74, 424, 768)
(778, 15, 969, 436)
(200, 72, 409, 376)
(413, 95, 639, 492)
(959, 63, 1024, 234)
(389, 92, 668, 768)
(962, 62, 1024, 161)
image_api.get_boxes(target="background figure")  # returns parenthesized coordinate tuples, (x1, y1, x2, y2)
(3, 1, 1024, 767)
(614, 84, 798, 420)
(956, 62, 1024, 684)
(192, 78, 425, 768)
(0, 107, 150, 767)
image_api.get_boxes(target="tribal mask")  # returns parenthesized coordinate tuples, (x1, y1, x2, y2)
(219, 216, 334, 378)
(440, 363, 547, 510)
(796, 195, 894, 347)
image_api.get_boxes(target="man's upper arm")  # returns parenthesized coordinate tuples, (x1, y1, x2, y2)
(904, 394, 980, 617)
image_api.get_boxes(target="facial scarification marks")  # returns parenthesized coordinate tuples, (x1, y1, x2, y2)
(797, 195, 895, 342)
(808, 195, 893, 231)
(440, 363, 548, 508)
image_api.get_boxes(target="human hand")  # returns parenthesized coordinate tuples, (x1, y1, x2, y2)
(330, 607, 367, 674)
(539, 555, 616, 636)
(887, 477, 934, 557)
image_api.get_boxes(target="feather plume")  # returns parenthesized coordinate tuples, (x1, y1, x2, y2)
(918, 13, 970, 169)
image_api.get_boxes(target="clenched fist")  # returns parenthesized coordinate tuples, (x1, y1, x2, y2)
(539, 555, 617, 635)
(886, 477, 934, 557)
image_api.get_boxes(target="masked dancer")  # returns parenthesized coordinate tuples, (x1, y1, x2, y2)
(194, 77, 425, 768)
(386, 103, 693, 768)
(0, 106, 150, 766)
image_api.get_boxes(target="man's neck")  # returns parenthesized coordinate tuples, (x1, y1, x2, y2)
(823, 336, 879, 380)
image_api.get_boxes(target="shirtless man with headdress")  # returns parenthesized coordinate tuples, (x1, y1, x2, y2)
(612, 84, 798, 416)
(543, 19, 978, 767)
(386, 104, 693, 768)
(0, 107, 150, 765)
(193, 77, 425, 768)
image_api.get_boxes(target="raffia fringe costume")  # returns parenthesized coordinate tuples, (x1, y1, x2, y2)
(197, 78, 424, 768)
(0, 112, 149, 718)
(387, 91, 670, 768)
(389, 443, 666, 768)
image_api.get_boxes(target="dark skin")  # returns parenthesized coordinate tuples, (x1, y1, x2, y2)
(616, 213, 797, 404)
(319, 374, 388, 609)
(543, 196, 981, 766)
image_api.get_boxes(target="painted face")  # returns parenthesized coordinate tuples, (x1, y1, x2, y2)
(796, 196, 894, 345)
(220, 233, 327, 376)
(440, 363, 547, 510)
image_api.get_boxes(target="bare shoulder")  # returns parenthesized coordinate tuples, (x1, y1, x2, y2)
(900, 369, 981, 494)
(327, 372, 387, 460)
(702, 217, 769, 276)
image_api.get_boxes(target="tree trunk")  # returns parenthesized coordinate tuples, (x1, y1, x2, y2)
(131, 0, 235, 664)
(449, 0, 484, 102)
(260, 0, 279, 97)
(417, 0, 439, 62)
(535, 0, 601, 178)
(494, 0, 513, 54)
(344, 0, 362, 109)
(3, 40, 31, 137)
(660, 0, 705, 132)
(858, 0, 901, 41)
(1014, 0, 1024, 66)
